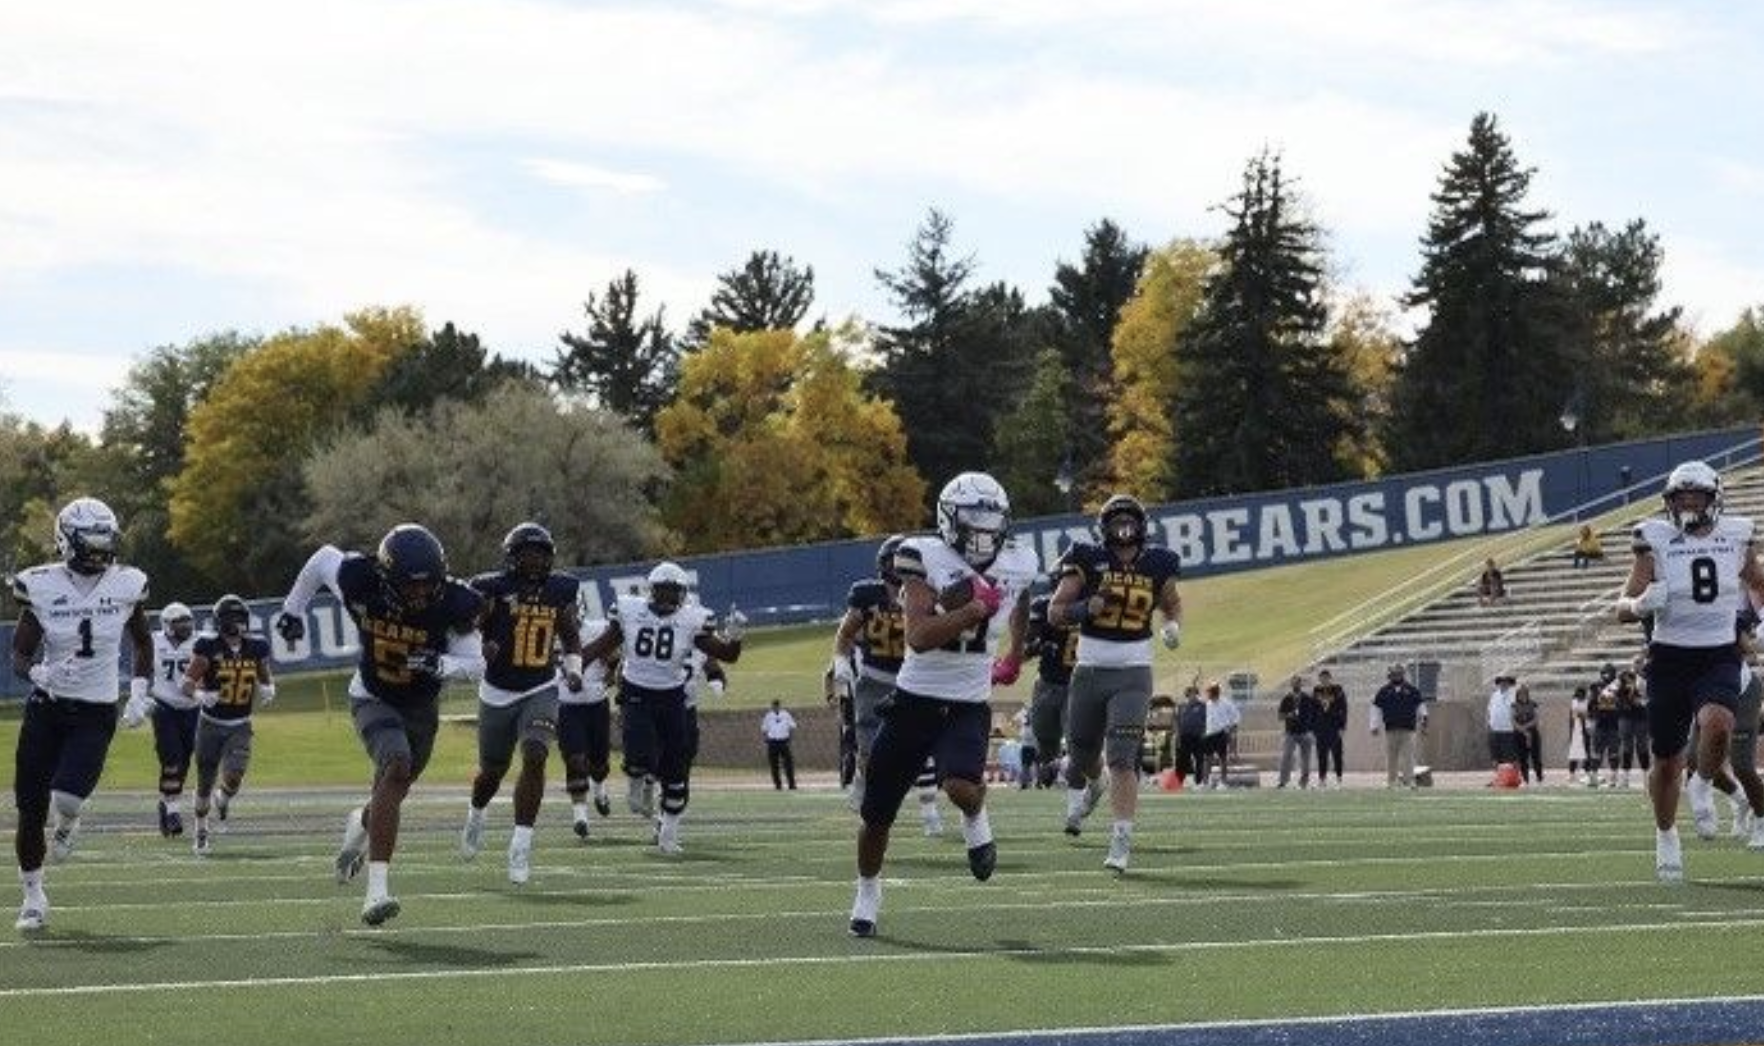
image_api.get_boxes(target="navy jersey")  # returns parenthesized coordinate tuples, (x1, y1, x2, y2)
(471, 570, 581, 693)
(1027, 594, 1078, 685)
(192, 634, 272, 722)
(848, 578, 906, 680)
(1057, 541, 1182, 649)
(336, 554, 483, 706)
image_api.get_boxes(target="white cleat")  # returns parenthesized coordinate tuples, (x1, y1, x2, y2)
(335, 807, 368, 884)
(14, 901, 47, 933)
(920, 805, 944, 838)
(656, 819, 683, 856)
(49, 818, 79, 864)
(1688, 777, 1719, 841)
(1732, 803, 1753, 841)
(460, 808, 486, 860)
(508, 838, 532, 885)
(1750, 815, 1764, 852)
(193, 826, 212, 857)
(1656, 830, 1685, 884)
(1104, 829, 1132, 874)
(361, 894, 401, 926)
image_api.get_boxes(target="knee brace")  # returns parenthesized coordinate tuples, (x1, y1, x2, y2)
(659, 780, 689, 815)
(159, 768, 187, 795)
(518, 738, 550, 768)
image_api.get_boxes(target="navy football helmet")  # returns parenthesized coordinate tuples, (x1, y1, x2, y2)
(377, 524, 448, 613)
(1097, 493, 1148, 549)
(875, 534, 906, 586)
(213, 594, 252, 638)
(502, 522, 555, 584)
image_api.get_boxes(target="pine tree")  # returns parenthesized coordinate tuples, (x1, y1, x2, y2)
(1170, 152, 1357, 498)
(552, 270, 679, 436)
(683, 250, 816, 349)
(1386, 112, 1568, 469)
(1048, 220, 1148, 499)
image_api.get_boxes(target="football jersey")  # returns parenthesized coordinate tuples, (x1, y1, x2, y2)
(471, 570, 581, 706)
(613, 594, 717, 692)
(191, 633, 272, 723)
(334, 554, 484, 706)
(848, 578, 906, 682)
(1634, 515, 1756, 649)
(1028, 594, 1078, 686)
(562, 618, 612, 706)
(150, 630, 199, 709)
(1057, 541, 1182, 667)
(892, 536, 1039, 703)
(11, 562, 150, 704)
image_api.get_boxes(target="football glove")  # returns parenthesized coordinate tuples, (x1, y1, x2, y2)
(830, 655, 857, 686)
(195, 689, 221, 709)
(256, 682, 277, 707)
(27, 657, 81, 695)
(121, 694, 153, 729)
(405, 650, 444, 678)
(990, 655, 1021, 686)
(1160, 621, 1182, 650)
(1615, 583, 1667, 620)
(274, 612, 305, 645)
(721, 608, 748, 644)
(970, 576, 1003, 616)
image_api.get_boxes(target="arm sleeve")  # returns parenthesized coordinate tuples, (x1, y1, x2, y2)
(439, 630, 486, 681)
(281, 546, 347, 616)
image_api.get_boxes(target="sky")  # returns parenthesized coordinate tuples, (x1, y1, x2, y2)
(2, 0, 1761, 434)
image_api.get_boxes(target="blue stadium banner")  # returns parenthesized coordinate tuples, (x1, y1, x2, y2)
(2, 426, 1756, 698)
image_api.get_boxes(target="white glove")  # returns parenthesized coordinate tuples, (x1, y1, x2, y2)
(256, 683, 277, 708)
(1160, 621, 1182, 650)
(722, 609, 748, 643)
(831, 655, 856, 686)
(1616, 583, 1667, 619)
(27, 657, 80, 694)
(121, 694, 153, 729)
(707, 679, 725, 700)
(195, 689, 221, 709)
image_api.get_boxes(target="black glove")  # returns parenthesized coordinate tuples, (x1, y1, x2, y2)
(274, 612, 305, 645)
(405, 649, 443, 678)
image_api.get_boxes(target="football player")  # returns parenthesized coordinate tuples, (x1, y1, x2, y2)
(183, 595, 275, 856)
(558, 614, 616, 840)
(580, 563, 744, 855)
(1616, 461, 1764, 882)
(461, 523, 586, 885)
(1024, 580, 1079, 790)
(9, 497, 153, 932)
(849, 472, 1037, 938)
(1047, 493, 1183, 872)
(275, 524, 484, 925)
(131, 602, 200, 837)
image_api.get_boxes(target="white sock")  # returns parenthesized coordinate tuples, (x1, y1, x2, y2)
(19, 869, 43, 895)
(167, 795, 184, 816)
(1658, 826, 1680, 845)
(661, 812, 682, 832)
(572, 801, 589, 822)
(851, 876, 881, 922)
(591, 779, 607, 799)
(918, 788, 937, 806)
(1112, 819, 1134, 838)
(511, 825, 533, 849)
(1066, 787, 1086, 817)
(961, 809, 993, 849)
(467, 803, 486, 822)
(50, 790, 83, 824)
(367, 861, 390, 899)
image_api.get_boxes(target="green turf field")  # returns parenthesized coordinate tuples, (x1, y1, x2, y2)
(1, 781, 1756, 1045)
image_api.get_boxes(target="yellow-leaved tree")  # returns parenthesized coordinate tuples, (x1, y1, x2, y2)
(656, 325, 925, 552)
(168, 307, 423, 590)
(1106, 240, 1215, 503)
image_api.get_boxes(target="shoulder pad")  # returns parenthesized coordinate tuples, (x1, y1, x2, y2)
(193, 635, 222, 657)
(547, 574, 582, 602)
(468, 571, 505, 596)
(246, 636, 272, 660)
(1148, 546, 1182, 577)
(336, 554, 380, 597)
(443, 581, 484, 627)
(848, 578, 886, 608)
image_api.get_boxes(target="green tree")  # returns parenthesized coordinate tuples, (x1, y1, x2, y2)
(1106, 241, 1215, 502)
(1550, 220, 1692, 439)
(1386, 112, 1569, 470)
(304, 381, 668, 568)
(1048, 219, 1148, 501)
(1691, 307, 1764, 423)
(365, 321, 537, 418)
(657, 326, 924, 552)
(1171, 152, 1358, 498)
(870, 209, 1041, 496)
(169, 308, 420, 591)
(0, 416, 94, 578)
(684, 250, 816, 349)
(990, 348, 1074, 517)
(1328, 294, 1402, 477)
(552, 270, 679, 435)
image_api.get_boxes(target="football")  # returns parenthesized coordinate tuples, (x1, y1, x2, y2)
(936, 577, 975, 612)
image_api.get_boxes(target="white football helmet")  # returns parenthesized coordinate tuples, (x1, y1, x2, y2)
(647, 561, 691, 615)
(936, 472, 1010, 568)
(55, 497, 121, 575)
(1663, 460, 1722, 532)
(161, 602, 195, 642)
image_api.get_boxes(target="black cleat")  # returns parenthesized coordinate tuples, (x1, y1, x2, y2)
(849, 918, 876, 938)
(157, 801, 174, 838)
(572, 818, 590, 840)
(593, 793, 611, 818)
(166, 812, 184, 837)
(967, 841, 997, 882)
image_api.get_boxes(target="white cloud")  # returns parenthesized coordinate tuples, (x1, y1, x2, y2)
(525, 159, 665, 196)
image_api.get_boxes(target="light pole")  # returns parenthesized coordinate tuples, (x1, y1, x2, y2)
(1054, 450, 1076, 514)
(1559, 402, 1585, 521)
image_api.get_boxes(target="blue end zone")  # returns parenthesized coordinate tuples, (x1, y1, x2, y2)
(766, 997, 1764, 1046)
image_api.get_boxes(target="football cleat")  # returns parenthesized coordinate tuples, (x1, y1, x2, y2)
(1104, 829, 1131, 874)
(572, 817, 591, 841)
(1688, 777, 1719, 841)
(49, 819, 79, 863)
(1656, 831, 1685, 884)
(1080, 777, 1106, 818)
(508, 839, 532, 885)
(657, 819, 682, 856)
(157, 800, 175, 838)
(14, 900, 47, 933)
(593, 791, 612, 818)
(1732, 803, 1753, 841)
(166, 811, 184, 837)
(460, 808, 485, 860)
(193, 826, 212, 857)
(921, 805, 944, 838)
(1063, 812, 1084, 837)
(967, 841, 997, 882)
(361, 895, 401, 927)
(1749, 815, 1764, 852)
(848, 918, 877, 938)
(215, 792, 231, 826)
(335, 808, 368, 884)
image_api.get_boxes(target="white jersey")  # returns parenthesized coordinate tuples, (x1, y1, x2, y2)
(12, 562, 149, 705)
(150, 630, 199, 709)
(892, 536, 1039, 703)
(684, 648, 709, 710)
(561, 618, 612, 706)
(613, 595, 716, 692)
(1636, 515, 1755, 649)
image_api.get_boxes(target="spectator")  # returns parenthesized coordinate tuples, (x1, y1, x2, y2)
(1571, 525, 1605, 569)
(1486, 674, 1520, 780)
(1174, 686, 1208, 787)
(1202, 681, 1240, 790)
(1615, 668, 1650, 789)
(1012, 705, 1038, 790)
(1477, 558, 1509, 606)
(1566, 685, 1590, 784)
(1275, 675, 1318, 789)
(1371, 663, 1428, 788)
(1311, 669, 1349, 789)
(760, 700, 797, 791)
(1512, 683, 1544, 785)
(1586, 675, 1623, 788)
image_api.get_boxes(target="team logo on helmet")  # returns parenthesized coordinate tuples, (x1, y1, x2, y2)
(1663, 460, 1723, 532)
(377, 524, 448, 613)
(936, 472, 1010, 568)
(55, 497, 121, 576)
(647, 561, 691, 616)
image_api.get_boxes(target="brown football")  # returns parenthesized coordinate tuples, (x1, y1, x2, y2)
(937, 577, 975, 612)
